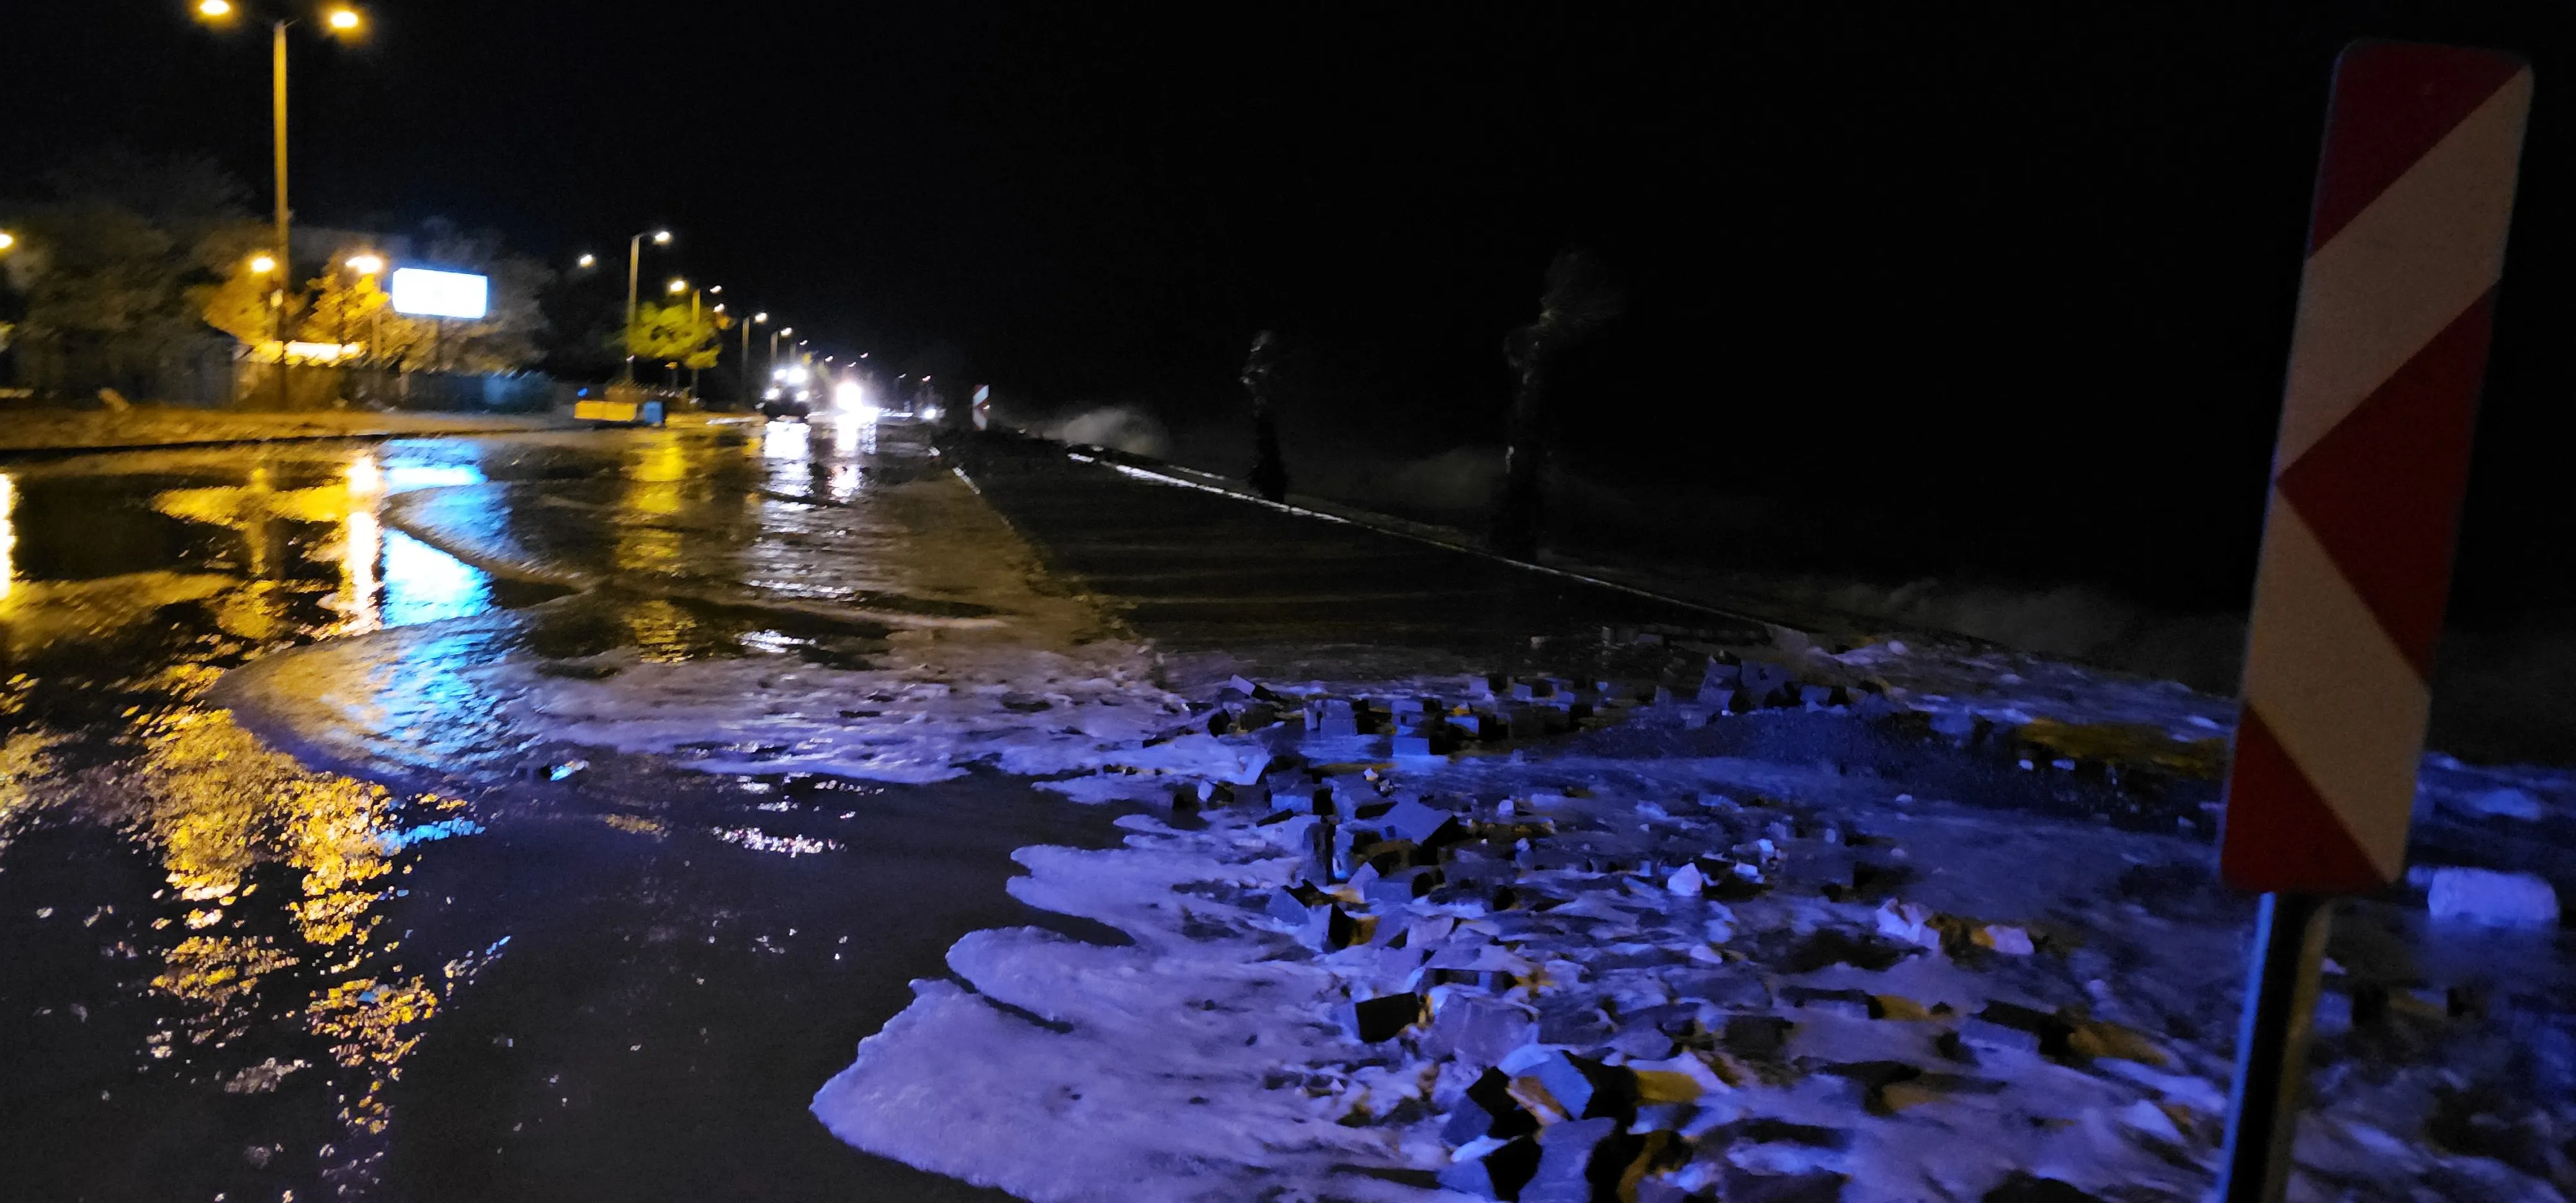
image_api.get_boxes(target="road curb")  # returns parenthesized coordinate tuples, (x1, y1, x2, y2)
(0, 420, 589, 462)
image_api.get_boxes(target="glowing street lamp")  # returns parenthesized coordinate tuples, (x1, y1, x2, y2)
(343, 253, 384, 274)
(0, 231, 16, 253)
(621, 229, 673, 383)
(189, 1, 370, 405)
(249, 254, 278, 274)
(741, 311, 768, 387)
(670, 280, 718, 401)
(576, 252, 596, 269)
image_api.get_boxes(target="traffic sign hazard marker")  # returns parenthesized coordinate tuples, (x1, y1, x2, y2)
(2215, 42, 2532, 1203)
(2221, 42, 2532, 896)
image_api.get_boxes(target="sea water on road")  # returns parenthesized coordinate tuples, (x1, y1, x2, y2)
(0, 419, 1128, 1202)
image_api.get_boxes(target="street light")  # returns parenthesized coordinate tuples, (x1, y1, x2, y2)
(249, 254, 278, 274)
(190, 0, 370, 406)
(621, 229, 673, 383)
(667, 277, 688, 294)
(672, 281, 717, 401)
(0, 231, 16, 253)
(743, 311, 768, 388)
(576, 252, 596, 269)
(336, 254, 385, 355)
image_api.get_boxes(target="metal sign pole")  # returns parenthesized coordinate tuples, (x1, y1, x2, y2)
(2211, 41, 2530, 1203)
(2215, 892, 2331, 1201)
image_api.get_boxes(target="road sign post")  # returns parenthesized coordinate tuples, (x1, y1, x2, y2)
(2215, 42, 2531, 1202)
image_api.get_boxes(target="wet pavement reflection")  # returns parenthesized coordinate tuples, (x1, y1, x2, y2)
(0, 420, 1094, 1201)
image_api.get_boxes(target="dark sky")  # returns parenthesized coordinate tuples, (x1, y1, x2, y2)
(8, 2, 2576, 615)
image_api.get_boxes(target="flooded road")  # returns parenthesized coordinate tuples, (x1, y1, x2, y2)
(0, 422, 1108, 1202)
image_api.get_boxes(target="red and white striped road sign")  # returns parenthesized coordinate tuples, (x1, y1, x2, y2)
(2221, 43, 2532, 895)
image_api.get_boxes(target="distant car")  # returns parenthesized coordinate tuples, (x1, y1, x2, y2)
(761, 381, 814, 420)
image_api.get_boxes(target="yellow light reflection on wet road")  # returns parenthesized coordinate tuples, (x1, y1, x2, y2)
(339, 452, 385, 636)
(614, 437, 692, 574)
(133, 706, 481, 1138)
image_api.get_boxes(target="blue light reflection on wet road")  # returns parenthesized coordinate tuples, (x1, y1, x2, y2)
(0, 437, 521, 1198)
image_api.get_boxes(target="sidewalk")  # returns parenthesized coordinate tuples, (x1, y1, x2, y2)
(0, 406, 585, 457)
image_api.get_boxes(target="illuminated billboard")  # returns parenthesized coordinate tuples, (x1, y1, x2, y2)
(389, 267, 489, 319)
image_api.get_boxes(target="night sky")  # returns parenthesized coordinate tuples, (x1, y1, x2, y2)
(8, 2, 2575, 618)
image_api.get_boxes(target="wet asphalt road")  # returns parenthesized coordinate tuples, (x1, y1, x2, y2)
(0, 425, 1096, 1202)
(0, 420, 2167, 1202)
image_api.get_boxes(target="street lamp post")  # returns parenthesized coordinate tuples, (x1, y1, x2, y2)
(191, 1, 365, 407)
(623, 229, 671, 384)
(343, 253, 385, 388)
(744, 312, 768, 403)
(667, 277, 710, 401)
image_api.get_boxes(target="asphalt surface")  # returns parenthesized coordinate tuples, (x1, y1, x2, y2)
(948, 431, 1766, 683)
(0, 429, 1097, 1202)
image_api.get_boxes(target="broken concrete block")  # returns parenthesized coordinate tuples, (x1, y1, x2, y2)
(1738, 660, 1792, 699)
(1365, 866, 1441, 909)
(1874, 900, 1944, 950)
(1519, 1116, 1619, 1203)
(1379, 797, 1466, 847)
(1352, 992, 1423, 1043)
(1781, 844, 1856, 890)
(1721, 1014, 1794, 1057)
(1696, 659, 1741, 706)
(1428, 996, 1540, 1067)
(1314, 699, 1359, 738)
(1783, 986, 1879, 1019)
(1296, 904, 1361, 952)
(1435, 1135, 1541, 1200)
(1537, 1001, 1614, 1047)
(1669, 967, 1769, 1009)
(1959, 1001, 2070, 1056)
(1974, 925, 2036, 955)
(1607, 1023, 1678, 1061)
(2463, 786, 2547, 820)
(2427, 867, 2561, 928)
(1266, 887, 1319, 926)
(1443, 1068, 1542, 1145)
(1528, 1052, 1639, 1121)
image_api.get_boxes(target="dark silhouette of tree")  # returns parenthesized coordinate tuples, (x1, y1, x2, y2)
(1242, 329, 1287, 500)
(1492, 249, 1622, 558)
(1, 151, 258, 399)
